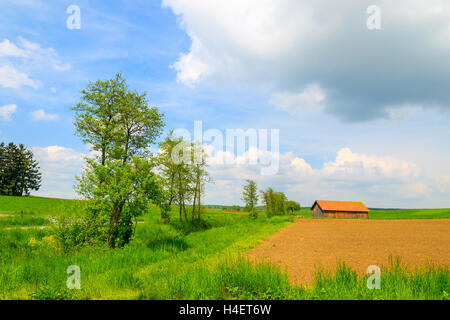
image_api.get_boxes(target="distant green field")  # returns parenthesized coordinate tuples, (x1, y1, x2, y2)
(369, 208, 450, 220)
(1, 196, 450, 220)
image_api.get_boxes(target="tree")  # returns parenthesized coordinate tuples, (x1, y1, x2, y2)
(157, 132, 183, 208)
(158, 136, 192, 221)
(260, 187, 274, 217)
(0, 142, 41, 196)
(261, 188, 288, 217)
(72, 72, 164, 165)
(157, 135, 211, 222)
(111, 89, 164, 163)
(72, 73, 165, 248)
(286, 200, 301, 214)
(190, 143, 211, 221)
(75, 157, 164, 248)
(72, 73, 127, 166)
(241, 180, 259, 218)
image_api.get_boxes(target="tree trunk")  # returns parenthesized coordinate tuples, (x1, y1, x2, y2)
(192, 190, 197, 222)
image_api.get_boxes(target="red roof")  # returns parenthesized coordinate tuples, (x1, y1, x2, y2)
(311, 200, 369, 213)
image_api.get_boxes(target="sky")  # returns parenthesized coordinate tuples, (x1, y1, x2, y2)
(1, 0, 450, 208)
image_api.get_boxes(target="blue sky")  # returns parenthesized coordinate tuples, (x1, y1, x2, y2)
(1, 0, 450, 208)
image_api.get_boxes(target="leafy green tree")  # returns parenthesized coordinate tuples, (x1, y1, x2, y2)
(157, 135, 211, 222)
(75, 157, 164, 248)
(0, 142, 41, 196)
(157, 132, 183, 207)
(241, 180, 259, 218)
(190, 143, 211, 221)
(261, 188, 288, 217)
(71, 73, 165, 248)
(72, 73, 127, 166)
(72, 72, 164, 165)
(111, 89, 164, 163)
(261, 187, 274, 217)
(158, 135, 192, 221)
(286, 200, 301, 214)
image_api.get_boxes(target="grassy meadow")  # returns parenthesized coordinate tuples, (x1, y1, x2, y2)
(0, 196, 449, 300)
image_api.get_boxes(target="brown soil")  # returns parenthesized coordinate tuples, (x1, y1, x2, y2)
(247, 219, 450, 285)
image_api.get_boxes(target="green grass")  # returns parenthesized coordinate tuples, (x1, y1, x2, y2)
(369, 208, 450, 219)
(0, 195, 449, 300)
(0, 195, 82, 218)
(0, 214, 51, 228)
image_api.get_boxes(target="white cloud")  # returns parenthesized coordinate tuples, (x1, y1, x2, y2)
(32, 146, 87, 198)
(14, 37, 71, 71)
(321, 148, 420, 180)
(270, 84, 326, 114)
(30, 109, 59, 121)
(202, 146, 444, 208)
(0, 104, 17, 121)
(0, 65, 41, 89)
(171, 49, 211, 87)
(163, 0, 450, 120)
(0, 39, 27, 58)
(433, 174, 450, 193)
(0, 37, 70, 89)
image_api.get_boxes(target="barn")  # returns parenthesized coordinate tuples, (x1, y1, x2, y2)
(311, 200, 369, 219)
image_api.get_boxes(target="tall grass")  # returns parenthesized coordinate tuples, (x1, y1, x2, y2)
(310, 258, 449, 300)
(0, 214, 50, 228)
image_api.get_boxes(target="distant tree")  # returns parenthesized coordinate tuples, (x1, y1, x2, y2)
(157, 132, 183, 208)
(157, 134, 211, 222)
(231, 205, 240, 212)
(0, 142, 41, 196)
(286, 200, 301, 214)
(241, 180, 259, 218)
(261, 188, 288, 217)
(190, 143, 211, 221)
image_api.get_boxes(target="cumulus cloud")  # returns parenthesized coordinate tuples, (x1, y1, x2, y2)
(202, 146, 445, 208)
(163, 0, 450, 121)
(30, 109, 59, 121)
(0, 39, 28, 58)
(270, 84, 326, 114)
(0, 37, 70, 89)
(0, 65, 41, 89)
(321, 148, 420, 181)
(32, 146, 87, 198)
(0, 104, 17, 121)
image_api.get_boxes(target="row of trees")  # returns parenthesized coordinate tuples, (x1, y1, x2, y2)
(241, 180, 300, 218)
(69, 73, 211, 249)
(157, 133, 210, 222)
(0, 143, 41, 196)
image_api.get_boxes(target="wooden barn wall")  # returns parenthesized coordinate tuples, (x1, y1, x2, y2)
(312, 205, 324, 217)
(324, 211, 369, 219)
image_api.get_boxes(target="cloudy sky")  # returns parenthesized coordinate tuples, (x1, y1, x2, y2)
(1, 0, 449, 208)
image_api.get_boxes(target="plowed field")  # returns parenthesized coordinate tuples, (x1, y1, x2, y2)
(247, 219, 450, 284)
